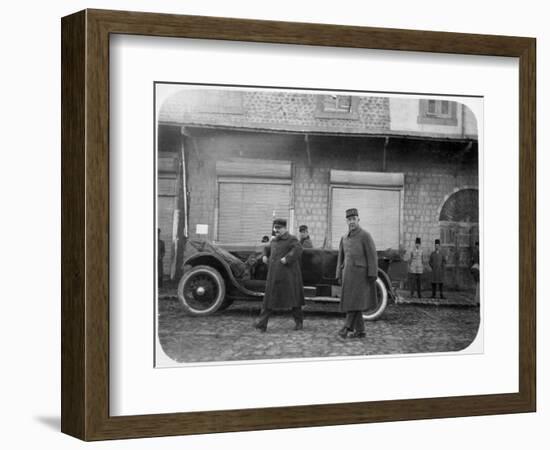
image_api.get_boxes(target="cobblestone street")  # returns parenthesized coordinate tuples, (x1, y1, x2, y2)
(158, 297, 480, 364)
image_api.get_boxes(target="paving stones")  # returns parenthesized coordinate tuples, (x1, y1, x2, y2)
(395, 289, 479, 306)
(158, 298, 480, 364)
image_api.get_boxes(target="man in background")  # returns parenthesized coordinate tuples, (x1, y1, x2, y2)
(429, 239, 446, 299)
(471, 241, 480, 303)
(408, 237, 424, 298)
(158, 228, 165, 288)
(298, 224, 313, 248)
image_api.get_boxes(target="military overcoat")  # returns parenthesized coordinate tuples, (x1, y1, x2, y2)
(262, 232, 305, 310)
(300, 236, 313, 248)
(336, 226, 378, 312)
(429, 250, 446, 283)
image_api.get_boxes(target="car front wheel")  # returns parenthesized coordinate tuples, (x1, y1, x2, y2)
(362, 278, 388, 321)
(177, 265, 226, 316)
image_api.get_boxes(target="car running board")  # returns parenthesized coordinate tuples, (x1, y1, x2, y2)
(304, 296, 340, 303)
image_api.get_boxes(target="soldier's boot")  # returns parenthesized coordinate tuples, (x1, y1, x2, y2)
(253, 312, 269, 333)
(253, 321, 267, 333)
(292, 308, 304, 331)
(338, 326, 352, 339)
(348, 331, 367, 339)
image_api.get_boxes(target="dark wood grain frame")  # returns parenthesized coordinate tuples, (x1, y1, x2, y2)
(61, 9, 536, 441)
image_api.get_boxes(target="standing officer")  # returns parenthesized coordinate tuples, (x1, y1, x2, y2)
(408, 237, 424, 298)
(298, 224, 313, 248)
(429, 239, 446, 299)
(254, 219, 305, 332)
(471, 241, 480, 303)
(335, 208, 378, 339)
(158, 228, 165, 288)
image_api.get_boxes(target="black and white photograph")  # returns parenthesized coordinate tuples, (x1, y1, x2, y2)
(3, 0, 544, 447)
(155, 85, 481, 365)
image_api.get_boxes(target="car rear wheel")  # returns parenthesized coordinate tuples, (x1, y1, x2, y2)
(362, 278, 388, 321)
(177, 265, 226, 316)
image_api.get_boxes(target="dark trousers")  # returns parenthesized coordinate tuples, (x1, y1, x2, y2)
(431, 283, 444, 298)
(344, 311, 365, 333)
(256, 307, 303, 329)
(410, 273, 422, 298)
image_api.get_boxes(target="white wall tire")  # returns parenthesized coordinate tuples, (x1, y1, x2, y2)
(362, 278, 388, 321)
(177, 265, 226, 316)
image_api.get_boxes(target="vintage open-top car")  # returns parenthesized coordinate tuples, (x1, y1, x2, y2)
(176, 239, 399, 320)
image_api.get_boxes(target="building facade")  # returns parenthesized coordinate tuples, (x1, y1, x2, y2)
(157, 88, 479, 290)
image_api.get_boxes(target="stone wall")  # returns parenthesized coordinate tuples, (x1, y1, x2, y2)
(293, 166, 330, 247)
(180, 131, 478, 247)
(160, 126, 478, 288)
(401, 170, 478, 251)
(186, 155, 217, 241)
(160, 90, 390, 134)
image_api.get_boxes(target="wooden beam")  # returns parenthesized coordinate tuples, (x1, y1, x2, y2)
(383, 136, 390, 171)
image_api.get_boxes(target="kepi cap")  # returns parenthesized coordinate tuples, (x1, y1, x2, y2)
(273, 218, 287, 227)
(345, 208, 359, 218)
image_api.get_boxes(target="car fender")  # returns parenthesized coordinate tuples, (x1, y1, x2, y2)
(377, 268, 396, 302)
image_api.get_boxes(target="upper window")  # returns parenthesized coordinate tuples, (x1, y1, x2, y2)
(417, 99, 458, 126)
(315, 95, 359, 119)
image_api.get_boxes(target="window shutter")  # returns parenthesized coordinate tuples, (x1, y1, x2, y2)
(331, 187, 400, 250)
(218, 183, 291, 243)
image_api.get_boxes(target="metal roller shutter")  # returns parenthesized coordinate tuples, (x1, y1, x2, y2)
(218, 182, 291, 243)
(331, 187, 400, 250)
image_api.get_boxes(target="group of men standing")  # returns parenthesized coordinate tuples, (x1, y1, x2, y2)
(253, 208, 378, 339)
(407, 237, 447, 299)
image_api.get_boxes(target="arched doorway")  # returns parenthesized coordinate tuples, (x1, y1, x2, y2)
(439, 188, 479, 290)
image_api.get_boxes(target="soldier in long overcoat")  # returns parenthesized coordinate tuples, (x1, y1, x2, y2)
(429, 239, 446, 299)
(335, 208, 378, 339)
(253, 219, 305, 332)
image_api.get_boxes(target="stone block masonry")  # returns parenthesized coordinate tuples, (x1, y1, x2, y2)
(401, 169, 478, 251)
(293, 167, 330, 248)
(183, 139, 478, 255)
(160, 90, 390, 134)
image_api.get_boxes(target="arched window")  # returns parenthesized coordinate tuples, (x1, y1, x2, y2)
(439, 188, 478, 223)
(439, 188, 479, 290)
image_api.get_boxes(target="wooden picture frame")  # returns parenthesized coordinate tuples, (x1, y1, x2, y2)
(61, 9, 536, 441)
